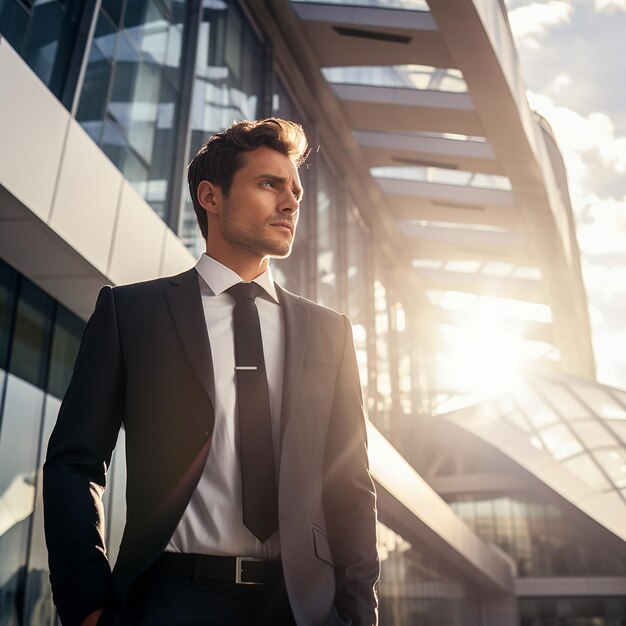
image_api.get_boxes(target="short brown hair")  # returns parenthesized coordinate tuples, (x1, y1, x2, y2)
(187, 117, 309, 239)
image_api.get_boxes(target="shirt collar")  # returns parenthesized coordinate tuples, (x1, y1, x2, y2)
(194, 254, 279, 303)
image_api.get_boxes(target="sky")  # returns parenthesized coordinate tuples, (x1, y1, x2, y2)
(504, 0, 626, 388)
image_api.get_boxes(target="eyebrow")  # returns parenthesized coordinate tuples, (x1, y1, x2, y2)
(255, 174, 304, 198)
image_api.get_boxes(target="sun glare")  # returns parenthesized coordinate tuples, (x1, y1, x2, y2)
(439, 313, 527, 396)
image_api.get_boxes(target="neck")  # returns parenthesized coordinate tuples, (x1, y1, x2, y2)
(205, 244, 269, 282)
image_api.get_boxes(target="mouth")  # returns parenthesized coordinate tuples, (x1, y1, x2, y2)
(270, 222, 294, 234)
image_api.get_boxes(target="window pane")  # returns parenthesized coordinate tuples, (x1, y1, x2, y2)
(534, 379, 591, 421)
(569, 421, 617, 449)
(180, 0, 266, 256)
(562, 454, 610, 490)
(21, 395, 61, 626)
(0, 261, 18, 371)
(347, 207, 370, 398)
(316, 157, 338, 310)
(0, 376, 45, 623)
(9, 280, 54, 390)
(593, 449, 626, 488)
(572, 384, 626, 420)
(0, 0, 83, 100)
(47, 306, 85, 399)
(77, 1, 186, 224)
(539, 423, 583, 460)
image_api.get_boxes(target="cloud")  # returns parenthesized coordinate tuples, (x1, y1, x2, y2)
(576, 195, 626, 256)
(594, 0, 626, 11)
(508, 1, 573, 45)
(591, 328, 626, 387)
(550, 72, 571, 94)
(527, 92, 626, 201)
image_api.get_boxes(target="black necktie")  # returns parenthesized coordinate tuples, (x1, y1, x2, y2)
(227, 282, 278, 542)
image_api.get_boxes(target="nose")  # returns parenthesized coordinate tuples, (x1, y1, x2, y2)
(281, 188, 300, 213)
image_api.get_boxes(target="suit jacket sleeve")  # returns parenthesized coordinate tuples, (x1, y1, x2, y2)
(323, 314, 380, 626)
(43, 286, 124, 626)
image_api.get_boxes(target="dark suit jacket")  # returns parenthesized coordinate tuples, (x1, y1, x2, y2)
(43, 268, 379, 626)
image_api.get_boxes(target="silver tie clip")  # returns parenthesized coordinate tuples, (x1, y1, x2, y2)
(235, 366, 258, 370)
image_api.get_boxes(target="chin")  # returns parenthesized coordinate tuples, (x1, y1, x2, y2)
(265, 243, 293, 259)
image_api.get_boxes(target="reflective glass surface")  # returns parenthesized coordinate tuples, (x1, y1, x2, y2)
(291, 0, 430, 10)
(539, 423, 583, 460)
(455, 374, 626, 550)
(347, 207, 371, 406)
(77, 0, 185, 222)
(323, 65, 466, 93)
(373, 262, 393, 432)
(179, 0, 266, 256)
(569, 420, 617, 449)
(271, 79, 311, 295)
(510, 377, 626, 497)
(0, 0, 83, 101)
(370, 166, 511, 190)
(0, 262, 18, 371)
(377, 522, 483, 626)
(572, 384, 626, 420)
(449, 493, 626, 577)
(520, 597, 626, 625)
(0, 376, 44, 624)
(22, 395, 61, 626)
(316, 155, 339, 310)
(0, 258, 85, 623)
(9, 280, 53, 389)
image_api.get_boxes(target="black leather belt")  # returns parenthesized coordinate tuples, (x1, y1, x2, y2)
(150, 552, 283, 586)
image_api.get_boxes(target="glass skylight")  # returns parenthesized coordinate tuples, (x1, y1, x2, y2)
(571, 385, 626, 421)
(426, 291, 553, 324)
(411, 259, 445, 270)
(371, 166, 512, 190)
(540, 423, 584, 461)
(404, 220, 507, 233)
(291, 0, 429, 11)
(322, 65, 466, 92)
(355, 129, 488, 145)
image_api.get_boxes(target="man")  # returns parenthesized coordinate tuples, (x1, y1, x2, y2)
(43, 118, 379, 626)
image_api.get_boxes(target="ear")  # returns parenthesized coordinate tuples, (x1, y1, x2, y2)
(197, 180, 222, 216)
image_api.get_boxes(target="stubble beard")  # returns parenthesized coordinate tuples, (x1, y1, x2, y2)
(221, 206, 294, 260)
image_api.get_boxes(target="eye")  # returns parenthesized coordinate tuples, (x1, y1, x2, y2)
(260, 180, 276, 189)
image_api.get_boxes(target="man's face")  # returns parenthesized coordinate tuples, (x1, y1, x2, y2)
(218, 146, 303, 261)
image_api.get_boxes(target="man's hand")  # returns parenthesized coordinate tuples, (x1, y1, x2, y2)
(81, 608, 103, 626)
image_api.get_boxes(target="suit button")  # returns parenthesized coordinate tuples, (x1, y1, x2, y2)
(203, 430, 210, 439)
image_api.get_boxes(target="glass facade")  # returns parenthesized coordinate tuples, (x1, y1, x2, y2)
(316, 154, 340, 310)
(347, 205, 371, 404)
(0, 257, 126, 624)
(180, 0, 269, 255)
(520, 597, 626, 626)
(271, 77, 312, 296)
(490, 375, 626, 498)
(0, 0, 84, 101)
(448, 492, 626, 578)
(373, 260, 393, 434)
(76, 0, 186, 222)
(377, 522, 483, 626)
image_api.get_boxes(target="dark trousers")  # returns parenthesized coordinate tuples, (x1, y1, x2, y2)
(99, 565, 297, 626)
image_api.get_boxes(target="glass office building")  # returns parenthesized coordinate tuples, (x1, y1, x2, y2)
(0, 0, 624, 624)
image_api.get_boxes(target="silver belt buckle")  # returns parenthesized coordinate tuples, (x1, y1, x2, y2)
(235, 556, 264, 585)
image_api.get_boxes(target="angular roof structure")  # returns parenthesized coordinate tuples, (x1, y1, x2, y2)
(444, 373, 626, 541)
(273, 0, 595, 386)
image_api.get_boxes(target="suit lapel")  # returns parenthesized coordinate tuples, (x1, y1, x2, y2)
(164, 268, 215, 405)
(276, 284, 309, 440)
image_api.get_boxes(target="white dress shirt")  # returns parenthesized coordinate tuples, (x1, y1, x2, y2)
(166, 254, 284, 558)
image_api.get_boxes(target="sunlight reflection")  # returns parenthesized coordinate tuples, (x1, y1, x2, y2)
(438, 310, 527, 395)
